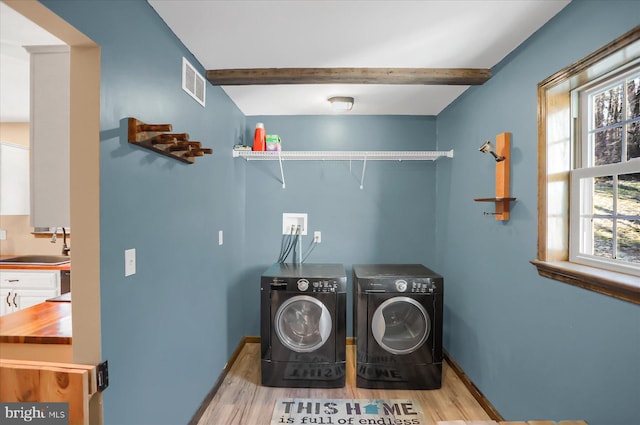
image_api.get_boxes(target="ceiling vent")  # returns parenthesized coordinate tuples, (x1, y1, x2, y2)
(182, 57, 206, 107)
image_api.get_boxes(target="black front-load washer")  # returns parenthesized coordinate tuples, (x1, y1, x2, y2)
(353, 264, 443, 389)
(261, 263, 347, 388)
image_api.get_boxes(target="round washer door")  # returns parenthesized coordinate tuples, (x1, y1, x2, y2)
(371, 296, 430, 355)
(275, 295, 332, 353)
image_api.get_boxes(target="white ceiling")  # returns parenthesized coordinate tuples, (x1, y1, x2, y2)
(0, 2, 64, 122)
(1, 1, 571, 121)
(149, 0, 571, 116)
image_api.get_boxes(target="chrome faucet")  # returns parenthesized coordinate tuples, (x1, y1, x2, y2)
(50, 227, 71, 256)
(61, 227, 70, 256)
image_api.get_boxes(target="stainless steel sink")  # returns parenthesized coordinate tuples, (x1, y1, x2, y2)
(0, 255, 70, 265)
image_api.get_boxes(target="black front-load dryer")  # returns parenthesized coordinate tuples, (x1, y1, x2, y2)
(261, 263, 346, 388)
(353, 264, 443, 389)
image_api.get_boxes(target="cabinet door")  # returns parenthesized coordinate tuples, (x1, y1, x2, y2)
(1, 289, 14, 316)
(0, 288, 57, 316)
(26, 45, 70, 228)
(14, 289, 58, 311)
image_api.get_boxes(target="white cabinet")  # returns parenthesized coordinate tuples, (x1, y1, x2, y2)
(25, 45, 70, 228)
(0, 270, 60, 316)
(0, 142, 30, 215)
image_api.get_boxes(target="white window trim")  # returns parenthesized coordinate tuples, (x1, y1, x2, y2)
(569, 161, 640, 277)
(569, 66, 640, 277)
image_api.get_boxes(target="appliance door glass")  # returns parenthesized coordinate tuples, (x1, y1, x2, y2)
(275, 295, 332, 353)
(372, 296, 430, 355)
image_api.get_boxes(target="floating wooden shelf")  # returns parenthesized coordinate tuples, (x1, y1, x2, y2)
(127, 118, 212, 164)
(474, 197, 517, 218)
(474, 132, 515, 220)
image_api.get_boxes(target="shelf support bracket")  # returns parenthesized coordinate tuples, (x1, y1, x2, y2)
(360, 157, 368, 190)
(277, 150, 286, 189)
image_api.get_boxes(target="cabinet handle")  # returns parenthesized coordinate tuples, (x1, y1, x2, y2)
(6, 279, 19, 283)
(5, 291, 10, 307)
(12, 292, 18, 307)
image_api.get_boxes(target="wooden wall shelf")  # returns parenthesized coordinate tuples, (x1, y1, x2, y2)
(474, 132, 515, 220)
(474, 197, 517, 218)
(127, 118, 212, 164)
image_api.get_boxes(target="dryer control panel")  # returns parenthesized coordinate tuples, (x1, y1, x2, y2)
(360, 277, 441, 294)
(409, 280, 438, 293)
(393, 279, 437, 293)
(308, 278, 341, 293)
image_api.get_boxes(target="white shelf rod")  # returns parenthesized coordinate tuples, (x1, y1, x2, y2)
(232, 150, 454, 161)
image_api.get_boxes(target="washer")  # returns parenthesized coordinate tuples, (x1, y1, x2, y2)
(353, 264, 443, 389)
(261, 263, 347, 388)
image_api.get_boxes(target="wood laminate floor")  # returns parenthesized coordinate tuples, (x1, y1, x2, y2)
(196, 343, 492, 425)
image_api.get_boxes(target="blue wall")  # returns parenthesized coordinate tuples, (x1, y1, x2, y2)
(38, 1, 639, 424)
(41, 1, 246, 424)
(243, 115, 440, 334)
(435, 1, 640, 424)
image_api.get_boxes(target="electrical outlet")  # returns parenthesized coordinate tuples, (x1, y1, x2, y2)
(314, 231, 321, 243)
(125, 248, 136, 277)
(0, 229, 6, 240)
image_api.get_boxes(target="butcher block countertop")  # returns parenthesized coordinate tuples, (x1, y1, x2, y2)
(0, 301, 71, 345)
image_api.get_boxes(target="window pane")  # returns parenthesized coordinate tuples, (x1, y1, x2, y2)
(627, 75, 639, 120)
(593, 127, 622, 165)
(617, 173, 640, 263)
(628, 121, 640, 160)
(593, 84, 623, 128)
(617, 219, 640, 263)
(594, 176, 614, 216)
(593, 218, 614, 258)
(618, 173, 640, 217)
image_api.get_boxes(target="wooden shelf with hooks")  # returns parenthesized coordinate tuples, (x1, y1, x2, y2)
(474, 132, 515, 220)
(127, 118, 212, 164)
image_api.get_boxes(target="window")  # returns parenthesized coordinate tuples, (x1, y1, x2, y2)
(534, 26, 640, 305)
(569, 68, 640, 277)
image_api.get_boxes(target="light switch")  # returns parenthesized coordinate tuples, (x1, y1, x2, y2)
(0, 229, 6, 240)
(218, 230, 223, 246)
(125, 248, 136, 277)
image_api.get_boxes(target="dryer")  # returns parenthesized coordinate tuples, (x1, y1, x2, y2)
(353, 264, 443, 389)
(261, 263, 346, 388)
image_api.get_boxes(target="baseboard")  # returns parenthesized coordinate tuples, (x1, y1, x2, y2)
(443, 350, 503, 421)
(188, 335, 257, 425)
(190, 337, 503, 424)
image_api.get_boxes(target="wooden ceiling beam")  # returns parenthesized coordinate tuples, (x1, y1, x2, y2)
(205, 67, 491, 86)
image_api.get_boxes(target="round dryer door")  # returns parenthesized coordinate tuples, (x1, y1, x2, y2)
(372, 296, 430, 355)
(275, 295, 332, 353)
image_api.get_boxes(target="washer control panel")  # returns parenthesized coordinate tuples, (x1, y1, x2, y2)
(410, 280, 437, 293)
(300, 278, 340, 292)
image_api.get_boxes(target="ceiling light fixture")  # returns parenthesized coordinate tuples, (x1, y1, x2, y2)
(328, 96, 354, 111)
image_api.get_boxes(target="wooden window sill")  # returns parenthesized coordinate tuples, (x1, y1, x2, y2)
(531, 260, 640, 305)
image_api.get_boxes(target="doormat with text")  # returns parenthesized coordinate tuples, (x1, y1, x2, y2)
(271, 398, 425, 425)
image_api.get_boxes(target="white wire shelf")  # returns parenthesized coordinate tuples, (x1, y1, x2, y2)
(232, 150, 454, 161)
(232, 149, 454, 189)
